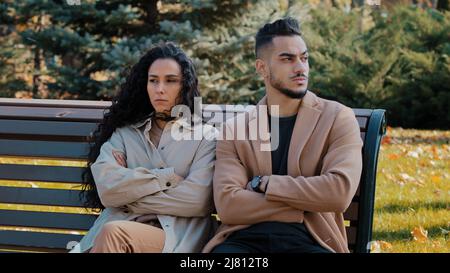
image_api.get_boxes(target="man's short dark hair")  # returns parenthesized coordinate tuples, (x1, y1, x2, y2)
(255, 17, 302, 58)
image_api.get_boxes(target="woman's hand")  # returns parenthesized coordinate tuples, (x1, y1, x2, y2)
(112, 150, 127, 168)
(172, 173, 185, 183)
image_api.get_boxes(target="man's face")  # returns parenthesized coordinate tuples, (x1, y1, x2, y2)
(258, 36, 309, 99)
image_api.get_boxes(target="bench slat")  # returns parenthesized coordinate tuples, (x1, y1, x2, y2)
(0, 244, 68, 253)
(356, 117, 368, 131)
(0, 139, 90, 159)
(352, 109, 373, 117)
(0, 230, 83, 250)
(0, 104, 372, 130)
(0, 97, 111, 108)
(343, 202, 359, 221)
(0, 119, 97, 137)
(0, 186, 93, 207)
(0, 106, 105, 122)
(360, 132, 366, 141)
(0, 164, 86, 183)
(346, 226, 357, 245)
(0, 210, 97, 230)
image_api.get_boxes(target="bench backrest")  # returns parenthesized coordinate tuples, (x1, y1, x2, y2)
(0, 98, 386, 253)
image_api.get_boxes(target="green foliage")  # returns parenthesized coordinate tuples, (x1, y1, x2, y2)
(0, 1, 448, 128)
(301, 5, 449, 129)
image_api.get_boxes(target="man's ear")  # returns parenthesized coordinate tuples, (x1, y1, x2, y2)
(255, 59, 268, 79)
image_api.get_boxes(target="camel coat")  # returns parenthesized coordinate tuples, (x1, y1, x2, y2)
(202, 91, 363, 253)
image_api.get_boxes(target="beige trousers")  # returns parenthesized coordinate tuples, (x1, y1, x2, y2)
(90, 220, 166, 253)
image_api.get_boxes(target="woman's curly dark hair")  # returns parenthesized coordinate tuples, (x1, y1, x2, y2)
(81, 42, 200, 209)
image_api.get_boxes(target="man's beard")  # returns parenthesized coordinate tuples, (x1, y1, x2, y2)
(269, 71, 308, 99)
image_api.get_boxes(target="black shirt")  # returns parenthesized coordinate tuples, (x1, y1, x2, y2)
(269, 114, 297, 175)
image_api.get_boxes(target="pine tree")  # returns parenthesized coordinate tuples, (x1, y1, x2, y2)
(0, 1, 30, 98)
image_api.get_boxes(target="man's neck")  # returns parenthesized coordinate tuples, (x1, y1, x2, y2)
(266, 87, 303, 117)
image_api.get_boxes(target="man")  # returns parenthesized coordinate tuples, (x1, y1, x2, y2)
(202, 17, 363, 253)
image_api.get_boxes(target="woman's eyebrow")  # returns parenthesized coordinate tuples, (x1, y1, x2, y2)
(148, 74, 180, 77)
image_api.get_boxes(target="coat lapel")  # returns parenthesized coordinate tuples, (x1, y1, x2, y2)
(249, 91, 322, 177)
(249, 97, 272, 175)
(287, 91, 322, 177)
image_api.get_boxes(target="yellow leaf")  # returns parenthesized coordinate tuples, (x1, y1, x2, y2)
(388, 153, 400, 160)
(369, 240, 392, 253)
(411, 226, 428, 243)
(379, 241, 393, 251)
(431, 176, 441, 184)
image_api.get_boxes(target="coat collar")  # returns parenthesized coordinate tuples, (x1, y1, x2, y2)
(249, 90, 323, 177)
(131, 112, 195, 132)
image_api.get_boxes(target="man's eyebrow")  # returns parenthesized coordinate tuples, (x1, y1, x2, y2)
(278, 52, 296, 58)
(278, 50, 308, 58)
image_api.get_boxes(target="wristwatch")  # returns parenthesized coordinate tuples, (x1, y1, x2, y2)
(250, 175, 263, 193)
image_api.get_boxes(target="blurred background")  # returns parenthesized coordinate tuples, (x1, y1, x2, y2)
(0, 0, 448, 252)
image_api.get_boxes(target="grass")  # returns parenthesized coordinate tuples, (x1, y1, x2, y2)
(372, 127, 449, 253)
(0, 128, 448, 253)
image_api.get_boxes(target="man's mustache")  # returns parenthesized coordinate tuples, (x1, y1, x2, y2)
(290, 74, 308, 79)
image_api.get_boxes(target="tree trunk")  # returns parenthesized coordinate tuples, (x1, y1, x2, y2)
(143, 0, 158, 30)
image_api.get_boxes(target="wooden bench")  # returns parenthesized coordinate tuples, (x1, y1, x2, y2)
(0, 98, 386, 253)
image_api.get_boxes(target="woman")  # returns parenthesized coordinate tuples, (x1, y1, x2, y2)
(76, 42, 217, 253)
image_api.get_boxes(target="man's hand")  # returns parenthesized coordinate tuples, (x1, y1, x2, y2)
(246, 180, 253, 191)
(112, 150, 127, 168)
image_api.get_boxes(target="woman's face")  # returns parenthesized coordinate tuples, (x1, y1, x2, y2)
(147, 58, 183, 115)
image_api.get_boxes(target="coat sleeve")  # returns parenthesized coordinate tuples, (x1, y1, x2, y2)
(91, 129, 180, 208)
(212, 123, 304, 225)
(265, 106, 363, 213)
(125, 130, 217, 218)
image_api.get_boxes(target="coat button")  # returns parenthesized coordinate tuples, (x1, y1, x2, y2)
(166, 182, 171, 187)
(123, 209, 129, 213)
(159, 167, 164, 169)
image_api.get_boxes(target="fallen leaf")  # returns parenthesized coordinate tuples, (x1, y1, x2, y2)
(431, 176, 441, 184)
(419, 160, 428, 167)
(411, 226, 428, 243)
(379, 240, 393, 251)
(369, 240, 392, 253)
(388, 153, 400, 160)
(381, 135, 391, 145)
(431, 145, 439, 158)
